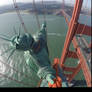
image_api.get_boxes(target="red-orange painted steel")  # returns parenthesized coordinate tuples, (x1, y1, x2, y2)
(61, 10, 70, 26)
(67, 51, 78, 59)
(48, 58, 62, 88)
(67, 62, 81, 82)
(72, 37, 91, 87)
(62, 66, 77, 72)
(61, 8, 91, 36)
(60, 0, 83, 65)
(76, 24, 92, 36)
(59, 0, 91, 87)
(89, 43, 92, 49)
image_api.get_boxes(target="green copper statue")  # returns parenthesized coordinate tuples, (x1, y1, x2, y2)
(0, 22, 68, 87)
(11, 22, 56, 85)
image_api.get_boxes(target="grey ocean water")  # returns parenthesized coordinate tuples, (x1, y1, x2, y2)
(0, 13, 91, 87)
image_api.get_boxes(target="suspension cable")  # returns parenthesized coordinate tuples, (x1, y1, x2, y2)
(33, 0, 41, 30)
(13, 0, 28, 33)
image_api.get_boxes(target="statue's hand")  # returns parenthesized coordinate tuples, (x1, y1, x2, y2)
(46, 74, 55, 85)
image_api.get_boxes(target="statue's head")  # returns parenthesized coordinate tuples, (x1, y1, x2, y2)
(11, 33, 34, 51)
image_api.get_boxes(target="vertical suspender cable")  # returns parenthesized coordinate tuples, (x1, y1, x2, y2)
(13, 0, 28, 33)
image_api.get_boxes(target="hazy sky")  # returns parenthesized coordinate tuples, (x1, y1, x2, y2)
(0, 0, 91, 9)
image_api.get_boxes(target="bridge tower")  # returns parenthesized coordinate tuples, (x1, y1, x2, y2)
(54, 0, 91, 87)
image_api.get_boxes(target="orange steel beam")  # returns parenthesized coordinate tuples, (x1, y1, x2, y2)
(63, 62, 82, 82)
(62, 65, 77, 72)
(89, 43, 92, 49)
(61, 10, 91, 36)
(61, 10, 70, 26)
(64, 74, 72, 79)
(60, 0, 91, 87)
(76, 24, 92, 36)
(67, 51, 78, 59)
(67, 62, 82, 82)
(62, 35, 91, 84)
(80, 36, 90, 48)
(72, 36, 91, 87)
(60, 0, 83, 66)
